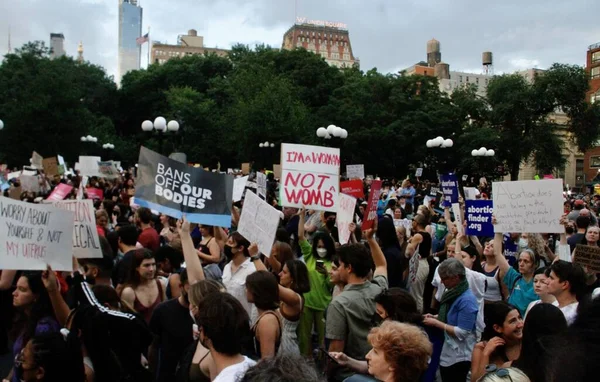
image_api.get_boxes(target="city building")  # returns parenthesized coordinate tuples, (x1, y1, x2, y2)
(77, 41, 84, 63)
(580, 42, 600, 187)
(49, 33, 65, 59)
(117, 0, 143, 86)
(151, 29, 229, 65)
(282, 17, 358, 68)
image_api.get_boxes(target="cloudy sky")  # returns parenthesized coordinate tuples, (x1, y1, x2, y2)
(1, 0, 599, 80)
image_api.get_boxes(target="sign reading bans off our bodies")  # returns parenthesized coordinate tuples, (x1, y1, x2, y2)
(135, 147, 233, 227)
(280, 143, 340, 212)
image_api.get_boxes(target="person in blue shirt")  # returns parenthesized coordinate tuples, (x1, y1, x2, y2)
(399, 179, 417, 205)
(493, 232, 539, 317)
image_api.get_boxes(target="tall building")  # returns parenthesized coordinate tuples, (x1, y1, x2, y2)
(117, 0, 142, 86)
(282, 17, 358, 68)
(151, 29, 229, 65)
(77, 41, 84, 63)
(588, 42, 600, 104)
(49, 33, 65, 59)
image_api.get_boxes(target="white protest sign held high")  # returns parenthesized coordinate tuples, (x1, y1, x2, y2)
(49, 200, 102, 259)
(19, 175, 40, 193)
(98, 161, 120, 179)
(31, 151, 43, 169)
(256, 172, 267, 200)
(0, 197, 74, 271)
(346, 164, 365, 180)
(492, 179, 563, 233)
(336, 193, 356, 245)
(415, 168, 423, 177)
(76, 156, 102, 177)
(237, 191, 281, 257)
(232, 176, 249, 202)
(452, 203, 464, 235)
(463, 187, 480, 200)
(281, 143, 340, 212)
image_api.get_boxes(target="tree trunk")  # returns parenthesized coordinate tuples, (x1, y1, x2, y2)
(510, 160, 520, 181)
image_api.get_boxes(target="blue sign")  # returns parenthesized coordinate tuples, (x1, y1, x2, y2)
(440, 174, 459, 207)
(503, 233, 518, 266)
(465, 200, 494, 237)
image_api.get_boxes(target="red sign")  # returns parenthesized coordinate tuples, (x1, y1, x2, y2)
(86, 187, 104, 200)
(340, 179, 365, 199)
(46, 183, 74, 201)
(361, 180, 382, 230)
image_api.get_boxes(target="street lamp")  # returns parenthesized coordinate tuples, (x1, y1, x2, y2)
(141, 117, 180, 154)
(316, 125, 348, 142)
(0, 119, 4, 130)
(102, 143, 115, 150)
(471, 147, 495, 157)
(426, 136, 453, 148)
(259, 141, 276, 169)
(80, 135, 98, 143)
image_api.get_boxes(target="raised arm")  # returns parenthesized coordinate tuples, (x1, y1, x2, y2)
(178, 216, 205, 285)
(365, 222, 387, 279)
(298, 207, 306, 241)
(493, 229, 510, 278)
(231, 205, 240, 227)
(0, 270, 17, 291)
(41, 265, 71, 326)
(444, 206, 456, 234)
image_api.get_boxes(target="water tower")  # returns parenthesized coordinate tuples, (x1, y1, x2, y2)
(427, 38, 441, 68)
(482, 51, 493, 75)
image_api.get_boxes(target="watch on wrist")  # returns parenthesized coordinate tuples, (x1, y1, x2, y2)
(250, 255, 261, 262)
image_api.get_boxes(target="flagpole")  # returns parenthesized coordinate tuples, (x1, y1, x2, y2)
(147, 26, 151, 68)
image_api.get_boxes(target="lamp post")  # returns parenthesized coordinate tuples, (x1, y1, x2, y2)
(316, 125, 348, 151)
(80, 135, 98, 156)
(471, 147, 496, 180)
(0, 119, 4, 131)
(141, 117, 180, 155)
(259, 141, 276, 170)
(425, 136, 454, 173)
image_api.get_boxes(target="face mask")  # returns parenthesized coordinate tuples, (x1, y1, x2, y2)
(316, 248, 328, 258)
(326, 220, 336, 230)
(224, 245, 236, 260)
(518, 238, 529, 248)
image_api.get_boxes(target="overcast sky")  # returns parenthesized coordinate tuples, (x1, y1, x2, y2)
(1, 0, 599, 81)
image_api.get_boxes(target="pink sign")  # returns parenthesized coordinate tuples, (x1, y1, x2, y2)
(86, 187, 104, 200)
(543, 174, 555, 179)
(46, 183, 74, 201)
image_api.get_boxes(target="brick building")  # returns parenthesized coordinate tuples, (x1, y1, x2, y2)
(151, 29, 229, 65)
(581, 43, 600, 187)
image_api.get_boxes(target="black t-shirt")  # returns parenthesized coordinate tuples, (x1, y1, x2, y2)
(568, 233, 586, 254)
(383, 245, 407, 288)
(112, 249, 137, 286)
(149, 298, 194, 382)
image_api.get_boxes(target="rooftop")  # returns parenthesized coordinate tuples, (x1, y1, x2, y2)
(590, 42, 600, 51)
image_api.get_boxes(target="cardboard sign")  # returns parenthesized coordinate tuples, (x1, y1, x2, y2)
(0, 196, 74, 270)
(440, 174, 459, 207)
(492, 179, 563, 233)
(340, 179, 365, 199)
(46, 183, 74, 201)
(280, 143, 340, 212)
(574, 244, 600, 273)
(98, 161, 119, 179)
(362, 180, 382, 230)
(42, 157, 59, 176)
(232, 176, 249, 202)
(415, 168, 423, 177)
(241, 163, 250, 175)
(76, 156, 102, 177)
(86, 188, 104, 200)
(273, 164, 282, 179)
(135, 146, 233, 227)
(49, 200, 102, 259)
(237, 191, 281, 256)
(20, 175, 40, 193)
(31, 151, 43, 169)
(346, 164, 365, 180)
(465, 200, 494, 236)
(256, 172, 267, 200)
(336, 193, 357, 245)
(9, 186, 22, 200)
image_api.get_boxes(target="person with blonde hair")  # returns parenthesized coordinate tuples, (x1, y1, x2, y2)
(330, 321, 432, 382)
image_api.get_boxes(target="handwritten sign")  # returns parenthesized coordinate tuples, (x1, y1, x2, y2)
(46, 183, 73, 201)
(42, 157, 59, 177)
(440, 174, 459, 207)
(574, 245, 600, 272)
(492, 179, 563, 233)
(0, 196, 74, 270)
(346, 164, 365, 180)
(49, 200, 102, 259)
(337, 193, 356, 245)
(257, 172, 267, 200)
(340, 179, 365, 199)
(232, 176, 249, 202)
(76, 156, 102, 177)
(465, 200, 494, 236)
(281, 143, 340, 212)
(237, 191, 281, 257)
(362, 180, 382, 230)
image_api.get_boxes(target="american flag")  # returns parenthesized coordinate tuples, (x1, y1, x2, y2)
(136, 33, 149, 45)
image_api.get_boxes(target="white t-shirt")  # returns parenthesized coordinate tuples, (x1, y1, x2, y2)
(553, 300, 579, 325)
(222, 258, 257, 316)
(213, 356, 256, 382)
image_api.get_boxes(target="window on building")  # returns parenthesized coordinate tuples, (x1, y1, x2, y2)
(592, 51, 600, 63)
(466, 77, 470, 82)
(459, 76, 463, 82)
(476, 77, 479, 84)
(592, 66, 600, 79)
(590, 156, 600, 168)
(343, 54, 350, 61)
(592, 91, 600, 104)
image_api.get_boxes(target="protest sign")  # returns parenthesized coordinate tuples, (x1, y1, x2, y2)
(98, 161, 119, 179)
(463, 187, 480, 200)
(42, 157, 59, 177)
(86, 188, 104, 200)
(280, 143, 340, 212)
(135, 146, 233, 227)
(9, 185, 22, 200)
(237, 191, 281, 256)
(429, 186, 440, 197)
(492, 179, 563, 233)
(232, 176, 249, 202)
(574, 245, 600, 272)
(57, 155, 66, 175)
(415, 168, 423, 177)
(462, 175, 469, 181)
(0, 196, 74, 270)
(465, 200, 494, 236)
(346, 164, 365, 180)
(440, 174, 459, 207)
(76, 156, 102, 177)
(273, 164, 282, 179)
(46, 183, 73, 201)
(337, 193, 357, 245)
(20, 175, 40, 193)
(31, 151, 43, 169)
(393, 218, 412, 236)
(256, 172, 267, 200)
(241, 163, 250, 175)
(340, 179, 365, 199)
(362, 180, 382, 230)
(48, 200, 102, 259)
(452, 203, 464, 235)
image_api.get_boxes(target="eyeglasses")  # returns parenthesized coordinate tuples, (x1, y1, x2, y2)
(484, 364, 514, 381)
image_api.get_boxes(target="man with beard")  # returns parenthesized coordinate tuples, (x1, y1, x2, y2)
(149, 269, 194, 382)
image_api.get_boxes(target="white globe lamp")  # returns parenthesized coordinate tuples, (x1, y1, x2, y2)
(443, 139, 453, 148)
(316, 127, 327, 138)
(167, 120, 180, 132)
(141, 120, 154, 132)
(154, 117, 167, 132)
(478, 147, 487, 156)
(486, 149, 495, 157)
(471, 149, 479, 156)
(326, 125, 336, 136)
